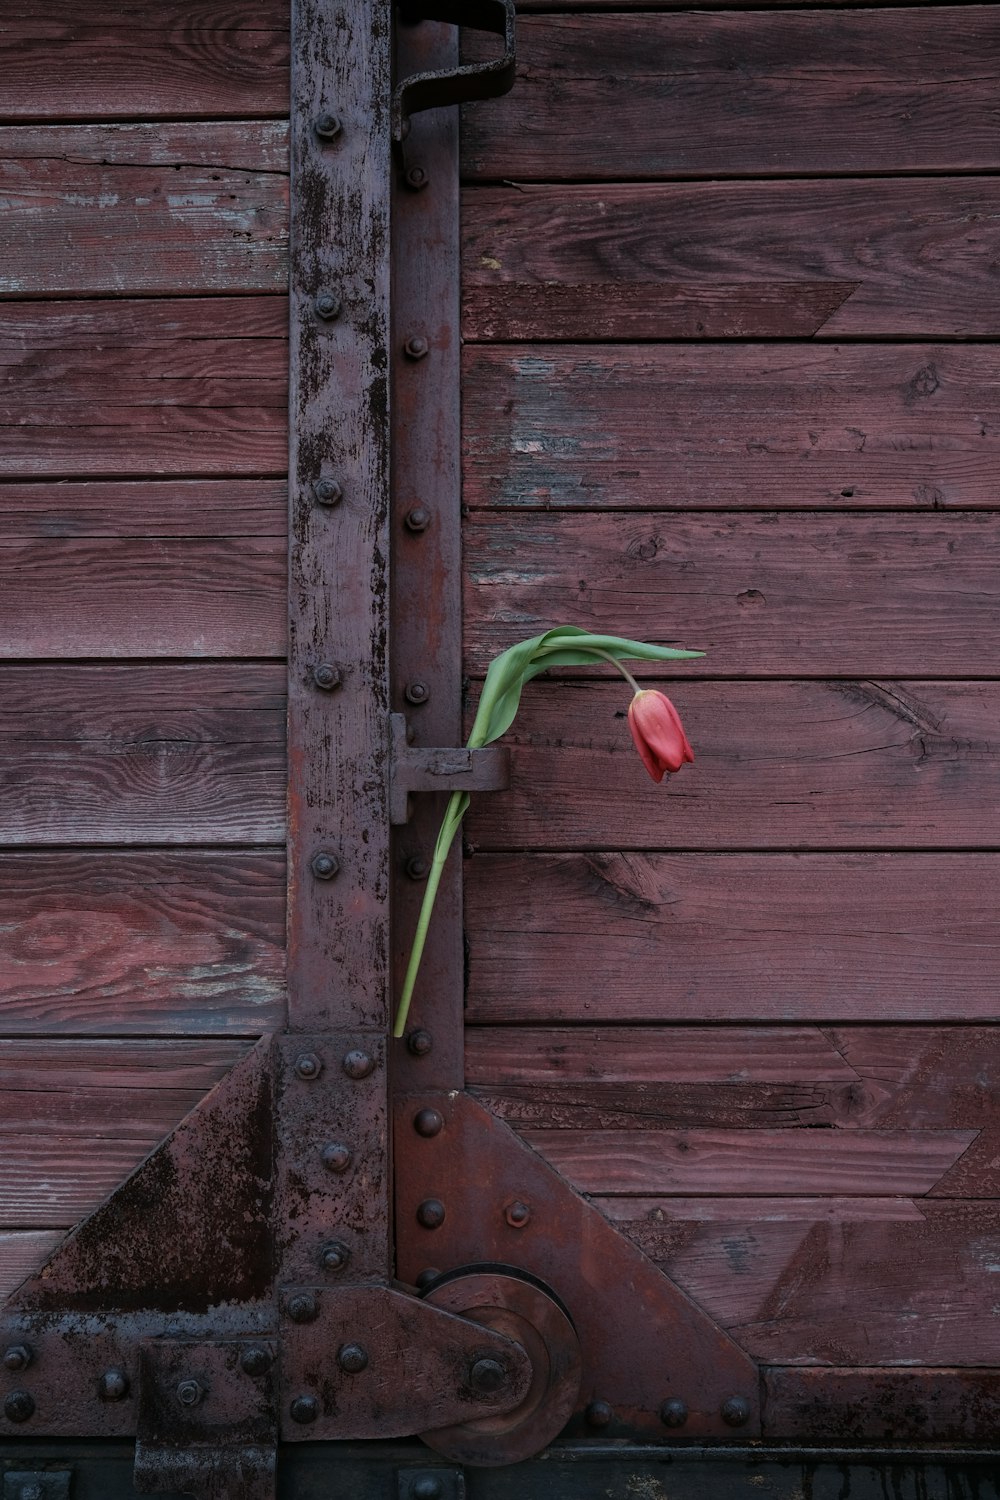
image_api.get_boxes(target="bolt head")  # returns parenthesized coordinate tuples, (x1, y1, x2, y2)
(312, 662, 342, 691)
(415, 1267, 441, 1291)
(414, 1107, 444, 1138)
(411, 1480, 442, 1500)
(338, 1342, 369, 1375)
(315, 290, 341, 320)
(3, 1389, 34, 1423)
(721, 1394, 751, 1427)
(469, 1356, 507, 1395)
(321, 1140, 353, 1174)
(408, 1028, 433, 1057)
(176, 1378, 204, 1408)
(585, 1399, 614, 1428)
(287, 1291, 319, 1324)
(315, 112, 343, 141)
(99, 1368, 130, 1401)
(404, 335, 429, 360)
(313, 476, 343, 506)
(404, 681, 430, 705)
(406, 854, 430, 881)
(504, 1199, 531, 1229)
(417, 1197, 446, 1229)
(405, 165, 429, 191)
(321, 1240, 350, 1273)
(661, 1396, 689, 1428)
(294, 1050, 323, 1081)
(404, 505, 431, 533)
(290, 1393, 319, 1424)
(311, 852, 339, 881)
(18, 1485, 44, 1500)
(240, 1347, 272, 1378)
(342, 1048, 375, 1080)
(3, 1344, 31, 1373)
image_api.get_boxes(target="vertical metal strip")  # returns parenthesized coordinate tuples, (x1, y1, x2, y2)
(391, 22, 465, 1092)
(288, 0, 392, 1035)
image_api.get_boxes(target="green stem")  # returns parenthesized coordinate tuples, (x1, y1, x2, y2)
(393, 790, 466, 1038)
(591, 647, 641, 694)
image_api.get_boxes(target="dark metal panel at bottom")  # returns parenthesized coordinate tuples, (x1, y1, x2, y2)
(3, 1444, 1000, 1500)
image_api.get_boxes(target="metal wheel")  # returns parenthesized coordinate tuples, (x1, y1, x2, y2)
(417, 1265, 582, 1467)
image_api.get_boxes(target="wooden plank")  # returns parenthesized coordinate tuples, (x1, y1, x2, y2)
(0, 537, 285, 656)
(0, 2, 289, 121)
(465, 1026, 859, 1084)
(462, 345, 1000, 511)
(473, 1082, 850, 1130)
(0, 1136, 200, 1228)
(522, 1128, 976, 1195)
(461, 12, 1000, 180)
(0, 851, 285, 1034)
(0, 479, 286, 537)
(0, 1233, 61, 1299)
(0, 665, 286, 846)
(763, 1367, 1000, 1442)
(0, 298, 287, 477)
(0, 123, 288, 296)
(610, 1201, 1000, 1366)
(462, 182, 1000, 339)
(464, 682, 1000, 852)
(597, 1198, 927, 1224)
(464, 856, 1000, 1022)
(464, 514, 1000, 677)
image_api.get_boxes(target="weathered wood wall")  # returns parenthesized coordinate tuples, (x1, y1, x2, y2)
(459, 3, 1000, 1419)
(0, 4, 290, 1294)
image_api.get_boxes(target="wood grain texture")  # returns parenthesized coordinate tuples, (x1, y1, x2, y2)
(0, 2, 289, 121)
(462, 182, 1000, 339)
(464, 514, 1000, 676)
(462, 345, 1000, 510)
(464, 855, 1000, 1021)
(763, 1367, 1000, 1441)
(0, 537, 285, 656)
(0, 479, 286, 537)
(523, 1128, 975, 1196)
(0, 1232, 61, 1299)
(461, 12, 1000, 179)
(0, 665, 286, 846)
(0, 123, 288, 296)
(0, 851, 285, 1034)
(612, 1201, 1000, 1365)
(0, 297, 287, 477)
(464, 681, 1000, 851)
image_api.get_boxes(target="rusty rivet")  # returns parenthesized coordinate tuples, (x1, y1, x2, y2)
(504, 1199, 531, 1229)
(415, 1268, 441, 1290)
(406, 855, 429, 881)
(721, 1394, 751, 1427)
(414, 1107, 443, 1138)
(315, 113, 343, 141)
(408, 1028, 433, 1057)
(240, 1347, 271, 1377)
(315, 290, 341, 321)
(405, 505, 431, 533)
(405, 164, 429, 191)
(417, 1198, 446, 1229)
(585, 1399, 614, 1428)
(287, 1292, 319, 1324)
(176, 1379, 204, 1408)
(311, 851, 339, 881)
(313, 476, 343, 506)
(294, 1051, 323, 1081)
(99, 1368, 130, 1401)
(404, 335, 429, 360)
(312, 662, 342, 691)
(338, 1343, 369, 1375)
(661, 1396, 689, 1428)
(468, 1357, 507, 1395)
(3, 1390, 34, 1423)
(342, 1049, 375, 1080)
(321, 1141, 353, 1173)
(290, 1393, 319, 1424)
(2, 1344, 31, 1373)
(321, 1240, 350, 1273)
(411, 1480, 443, 1500)
(405, 681, 430, 705)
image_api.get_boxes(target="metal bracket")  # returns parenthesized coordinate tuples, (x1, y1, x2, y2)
(392, 0, 516, 149)
(390, 713, 509, 824)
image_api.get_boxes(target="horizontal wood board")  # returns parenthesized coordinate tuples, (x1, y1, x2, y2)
(460, 12, 1000, 180)
(0, 3, 290, 121)
(0, 123, 288, 296)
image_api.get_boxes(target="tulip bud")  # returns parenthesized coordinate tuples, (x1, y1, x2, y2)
(628, 690, 694, 782)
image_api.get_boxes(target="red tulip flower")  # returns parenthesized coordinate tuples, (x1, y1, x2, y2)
(628, 689, 694, 782)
